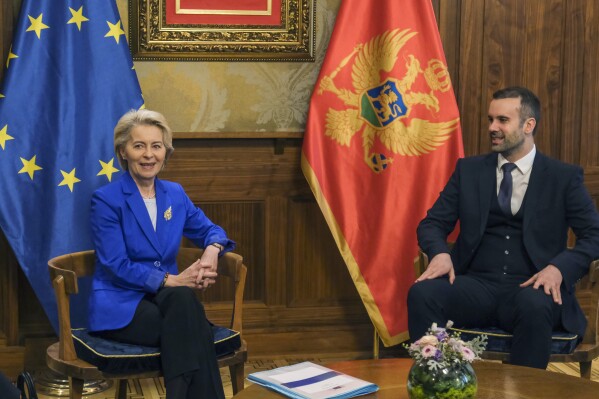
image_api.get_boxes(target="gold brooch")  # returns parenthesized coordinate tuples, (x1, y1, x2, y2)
(164, 206, 172, 221)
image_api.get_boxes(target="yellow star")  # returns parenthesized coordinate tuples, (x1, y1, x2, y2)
(105, 20, 125, 44)
(6, 46, 17, 68)
(0, 125, 14, 150)
(18, 155, 42, 180)
(97, 158, 119, 182)
(0, 93, 4, 98)
(58, 168, 81, 192)
(26, 14, 50, 39)
(67, 6, 89, 31)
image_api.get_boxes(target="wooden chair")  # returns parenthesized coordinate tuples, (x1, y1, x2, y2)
(413, 249, 599, 379)
(46, 248, 248, 399)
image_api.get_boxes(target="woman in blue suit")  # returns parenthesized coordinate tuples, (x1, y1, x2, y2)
(89, 109, 234, 398)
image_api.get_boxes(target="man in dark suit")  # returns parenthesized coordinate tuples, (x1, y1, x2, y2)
(408, 86, 599, 368)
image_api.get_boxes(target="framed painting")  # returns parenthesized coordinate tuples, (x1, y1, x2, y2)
(129, 0, 316, 61)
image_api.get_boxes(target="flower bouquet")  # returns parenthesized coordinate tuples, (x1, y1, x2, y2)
(404, 321, 487, 399)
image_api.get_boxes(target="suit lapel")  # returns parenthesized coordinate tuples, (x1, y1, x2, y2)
(478, 154, 497, 235)
(155, 178, 172, 257)
(122, 172, 162, 255)
(523, 152, 548, 231)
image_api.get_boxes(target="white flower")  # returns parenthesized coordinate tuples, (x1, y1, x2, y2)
(417, 335, 439, 347)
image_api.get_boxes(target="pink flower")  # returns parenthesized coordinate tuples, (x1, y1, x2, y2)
(417, 335, 439, 347)
(422, 345, 438, 358)
(461, 346, 475, 361)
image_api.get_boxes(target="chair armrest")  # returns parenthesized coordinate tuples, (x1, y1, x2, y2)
(583, 260, 599, 345)
(588, 259, 599, 284)
(413, 251, 429, 278)
(413, 243, 454, 278)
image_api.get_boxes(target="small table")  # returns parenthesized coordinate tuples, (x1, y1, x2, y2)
(233, 358, 599, 398)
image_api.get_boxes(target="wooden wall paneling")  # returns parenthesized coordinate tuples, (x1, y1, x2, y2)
(455, 0, 486, 157)
(0, 233, 25, 378)
(0, 0, 16, 347)
(431, 0, 440, 21)
(522, 0, 564, 158)
(579, 0, 599, 169)
(0, 3, 28, 376)
(286, 198, 365, 308)
(437, 0, 462, 95)
(0, 234, 19, 345)
(559, 0, 587, 164)
(433, 1, 466, 155)
(0, 0, 13, 84)
(265, 196, 288, 306)
(163, 139, 310, 201)
(484, 0, 528, 90)
(199, 202, 266, 303)
(483, 0, 522, 153)
(482, 0, 527, 154)
(245, 325, 373, 357)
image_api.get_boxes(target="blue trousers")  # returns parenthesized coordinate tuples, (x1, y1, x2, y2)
(407, 275, 562, 369)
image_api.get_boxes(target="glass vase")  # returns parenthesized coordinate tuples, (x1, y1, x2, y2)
(407, 361, 477, 399)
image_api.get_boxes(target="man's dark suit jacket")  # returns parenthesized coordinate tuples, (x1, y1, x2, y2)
(417, 151, 599, 336)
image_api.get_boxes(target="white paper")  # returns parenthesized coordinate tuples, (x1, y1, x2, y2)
(247, 361, 378, 399)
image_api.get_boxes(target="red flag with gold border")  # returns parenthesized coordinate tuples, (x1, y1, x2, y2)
(302, 0, 464, 345)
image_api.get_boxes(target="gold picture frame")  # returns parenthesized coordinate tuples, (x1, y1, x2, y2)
(129, 0, 316, 61)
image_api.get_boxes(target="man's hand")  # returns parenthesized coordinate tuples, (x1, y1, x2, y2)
(416, 253, 456, 284)
(520, 264, 563, 305)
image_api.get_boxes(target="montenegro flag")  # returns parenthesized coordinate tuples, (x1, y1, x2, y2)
(302, 0, 464, 346)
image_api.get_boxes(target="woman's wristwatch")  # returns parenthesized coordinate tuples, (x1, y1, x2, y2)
(210, 243, 224, 253)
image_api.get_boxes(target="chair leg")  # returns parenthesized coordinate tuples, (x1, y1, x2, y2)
(69, 377, 84, 399)
(115, 379, 128, 399)
(579, 361, 592, 379)
(229, 364, 245, 394)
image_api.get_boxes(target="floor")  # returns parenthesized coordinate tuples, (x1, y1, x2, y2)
(34, 354, 357, 399)
(35, 357, 599, 398)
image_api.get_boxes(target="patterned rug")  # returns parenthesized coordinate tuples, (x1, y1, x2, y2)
(36, 357, 598, 398)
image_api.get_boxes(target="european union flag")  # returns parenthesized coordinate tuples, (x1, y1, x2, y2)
(0, 0, 143, 331)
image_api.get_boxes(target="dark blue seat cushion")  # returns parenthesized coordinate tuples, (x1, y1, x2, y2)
(449, 326, 579, 355)
(72, 325, 241, 374)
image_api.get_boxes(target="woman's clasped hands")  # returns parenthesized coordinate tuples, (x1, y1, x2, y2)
(165, 256, 218, 290)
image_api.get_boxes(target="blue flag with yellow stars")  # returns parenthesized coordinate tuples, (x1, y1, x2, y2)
(0, 0, 143, 331)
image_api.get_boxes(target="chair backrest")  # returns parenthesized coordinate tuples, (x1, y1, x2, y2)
(48, 248, 247, 362)
(576, 259, 599, 346)
(48, 250, 96, 362)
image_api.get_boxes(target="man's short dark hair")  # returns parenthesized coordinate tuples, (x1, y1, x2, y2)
(492, 86, 541, 135)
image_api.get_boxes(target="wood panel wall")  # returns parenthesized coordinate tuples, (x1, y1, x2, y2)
(1, 0, 599, 374)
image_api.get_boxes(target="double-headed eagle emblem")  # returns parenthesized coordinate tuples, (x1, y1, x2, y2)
(318, 28, 460, 173)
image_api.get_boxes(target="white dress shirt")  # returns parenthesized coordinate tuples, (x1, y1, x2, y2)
(496, 145, 536, 215)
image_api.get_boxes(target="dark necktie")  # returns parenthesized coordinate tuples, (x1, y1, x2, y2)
(498, 163, 517, 216)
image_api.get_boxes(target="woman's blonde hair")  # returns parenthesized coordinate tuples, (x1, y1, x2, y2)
(114, 109, 175, 170)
